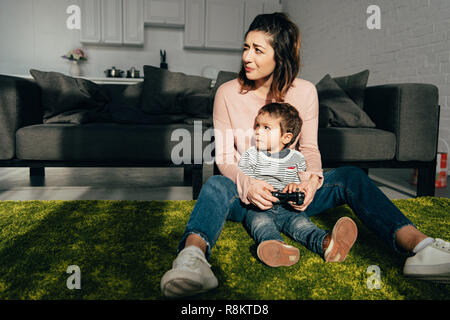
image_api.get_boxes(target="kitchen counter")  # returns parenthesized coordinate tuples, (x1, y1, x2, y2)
(8, 74, 143, 85)
(8, 74, 215, 87)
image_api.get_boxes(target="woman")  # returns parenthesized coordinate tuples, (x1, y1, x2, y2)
(160, 13, 450, 298)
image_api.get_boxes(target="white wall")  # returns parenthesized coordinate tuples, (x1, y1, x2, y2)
(283, 0, 450, 166)
(0, 0, 280, 79)
(2, 0, 448, 168)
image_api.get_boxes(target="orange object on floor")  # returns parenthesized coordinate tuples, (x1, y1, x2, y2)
(436, 153, 447, 188)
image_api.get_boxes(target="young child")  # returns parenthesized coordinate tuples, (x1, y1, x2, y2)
(238, 102, 358, 267)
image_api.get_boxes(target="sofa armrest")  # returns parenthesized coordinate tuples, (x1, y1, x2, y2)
(0, 75, 42, 160)
(363, 83, 439, 162)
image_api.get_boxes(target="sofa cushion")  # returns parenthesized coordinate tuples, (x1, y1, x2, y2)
(179, 92, 213, 118)
(212, 71, 239, 97)
(102, 82, 144, 111)
(100, 82, 189, 124)
(183, 117, 213, 127)
(108, 107, 188, 124)
(16, 123, 211, 163)
(318, 127, 396, 162)
(39, 108, 111, 124)
(140, 65, 212, 115)
(29, 69, 111, 124)
(316, 74, 376, 128)
(333, 69, 370, 109)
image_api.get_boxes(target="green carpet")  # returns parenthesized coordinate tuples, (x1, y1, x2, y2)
(0, 197, 448, 300)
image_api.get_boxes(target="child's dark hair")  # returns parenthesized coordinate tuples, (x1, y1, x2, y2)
(256, 102, 302, 148)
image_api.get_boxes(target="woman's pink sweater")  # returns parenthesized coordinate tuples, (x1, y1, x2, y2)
(213, 77, 324, 204)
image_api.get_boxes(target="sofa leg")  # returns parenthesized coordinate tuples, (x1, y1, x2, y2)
(183, 165, 192, 186)
(192, 164, 203, 200)
(417, 164, 436, 197)
(30, 167, 45, 176)
(30, 167, 45, 186)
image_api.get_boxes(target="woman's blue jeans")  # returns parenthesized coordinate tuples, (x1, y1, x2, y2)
(178, 166, 416, 259)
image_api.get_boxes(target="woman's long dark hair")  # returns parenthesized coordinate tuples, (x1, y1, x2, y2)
(238, 12, 302, 102)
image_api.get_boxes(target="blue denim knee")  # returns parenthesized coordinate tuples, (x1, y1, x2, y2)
(178, 175, 247, 259)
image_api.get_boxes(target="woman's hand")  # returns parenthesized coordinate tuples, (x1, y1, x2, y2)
(247, 178, 279, 210)
(283, 176, 321, 211)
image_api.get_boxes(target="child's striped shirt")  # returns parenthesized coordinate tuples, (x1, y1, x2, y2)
(238, 146, 307, 191)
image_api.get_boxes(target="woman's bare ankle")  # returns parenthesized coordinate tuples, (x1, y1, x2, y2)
(395, 225, 428, 252)
(185, 233, 207, 255)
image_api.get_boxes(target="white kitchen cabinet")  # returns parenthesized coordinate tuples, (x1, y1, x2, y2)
(184, 0, 206, 48)
(102, 0, 123, 44)
(205, 0, 245, 50)
(80, 0, 122, 44)
(80, 0, 102, 43)
(244, 0, 264, 33)
(144, 0, 185, 27)
(80, 0, 144, 45)
(123, 0, 144, 45)
(184, 0, 245, 50)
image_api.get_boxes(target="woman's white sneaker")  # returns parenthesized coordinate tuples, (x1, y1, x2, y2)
(160, 246, 218, 297)
(403, 238, 450, 283)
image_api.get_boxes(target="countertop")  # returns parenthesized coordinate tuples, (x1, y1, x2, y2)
(9, 74, 144, 85)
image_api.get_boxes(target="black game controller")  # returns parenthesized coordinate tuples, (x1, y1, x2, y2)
(272, 190, 305, 205)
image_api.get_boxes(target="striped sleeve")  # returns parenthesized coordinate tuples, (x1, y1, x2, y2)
(238, 147, 257, 178)
(294, 151, 307, 174)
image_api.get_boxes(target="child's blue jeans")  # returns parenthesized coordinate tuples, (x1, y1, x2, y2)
(178, 166, 416, 259)
(245, 203, 328, 256)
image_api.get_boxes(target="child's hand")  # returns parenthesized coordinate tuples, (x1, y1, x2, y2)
(282, 183, 304, 210)
(281, 183, 302, 194)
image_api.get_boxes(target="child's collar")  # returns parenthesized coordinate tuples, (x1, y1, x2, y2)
(261, 147, 290, 159)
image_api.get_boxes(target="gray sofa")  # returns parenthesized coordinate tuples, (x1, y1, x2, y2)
(0, 70, 440, 199)
(0, 70, 213, 199)
(317, 82, 440, 196)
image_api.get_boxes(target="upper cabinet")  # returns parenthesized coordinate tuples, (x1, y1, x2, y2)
(80, 0, 102, 43)
(184, 0, 206, 48)
(144, 0, 185, 27)
(80, 0, 282, 48)
(184, 0, 281, 50)
(263, 0, 282, 13)
(101, 0, 123, 44)
(185, 0, 244, 50)
(205, 0, 245, 50)
(80, 0, 144, 46)
(244, 0, 264, 33)
(124, 0, 145, 45)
